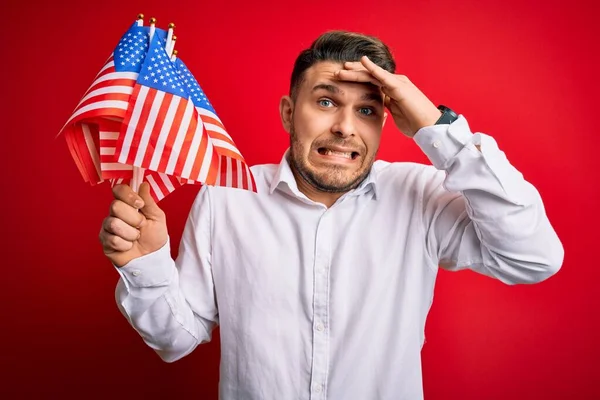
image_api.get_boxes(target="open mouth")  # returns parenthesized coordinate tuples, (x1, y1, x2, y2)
(317, 147, 360, 160)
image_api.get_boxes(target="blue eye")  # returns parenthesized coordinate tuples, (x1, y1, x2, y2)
(318, 99, 333, 107)
(359, 108, 374, 116)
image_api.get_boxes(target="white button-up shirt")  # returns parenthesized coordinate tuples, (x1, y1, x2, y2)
(115, 116, 563, 400)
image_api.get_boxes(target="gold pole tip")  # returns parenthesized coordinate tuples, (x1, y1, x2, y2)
(149, 17, 156, 24)
(172, 35, 177, 41)
(137, 13, 144, 19)
(168, 22, 175, 29)
(173, 50, 178, 56)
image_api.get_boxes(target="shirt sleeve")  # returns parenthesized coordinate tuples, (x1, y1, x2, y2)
(413, 115, 564, 284)
(114, 185, 217, 362)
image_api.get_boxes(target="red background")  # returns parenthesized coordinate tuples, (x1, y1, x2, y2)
(2, 0, 598, 398)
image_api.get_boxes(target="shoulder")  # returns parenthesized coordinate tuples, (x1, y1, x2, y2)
(373, 160, 443, 188)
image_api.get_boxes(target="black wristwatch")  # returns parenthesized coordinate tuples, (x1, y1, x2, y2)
(435, 105, 459, 125)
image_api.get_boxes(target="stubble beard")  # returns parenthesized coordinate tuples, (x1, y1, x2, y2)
(288, 125, 375, 193)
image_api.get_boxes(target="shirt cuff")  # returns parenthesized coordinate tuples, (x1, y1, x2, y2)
(413, 115, 474, 170)
(115, 239, 176, 288)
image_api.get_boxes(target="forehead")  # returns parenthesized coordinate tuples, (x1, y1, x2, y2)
(300, 61, 382, 98)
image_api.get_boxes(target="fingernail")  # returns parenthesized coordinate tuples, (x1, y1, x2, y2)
(134, 200, 143, 208)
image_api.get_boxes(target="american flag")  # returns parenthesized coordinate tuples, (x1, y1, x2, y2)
(115, 32, 222, 185)
(61, 18, 256, 201)
(175, 58, 255, 190)
(60, 23, 167, 185)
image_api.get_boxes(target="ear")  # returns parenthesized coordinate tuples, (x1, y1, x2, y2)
(279, 95, 294, 134)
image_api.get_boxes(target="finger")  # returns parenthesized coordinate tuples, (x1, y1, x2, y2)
(100, 231, 135, 253)
(343, 61, 369, 71)
(334, 69, 382, 87)
(138, 182, 165, 221)
(359, 56, 395, 87)
(109, 199, 146, 228)
(113, 184, 144, 209)
(103, 216, 141, 242)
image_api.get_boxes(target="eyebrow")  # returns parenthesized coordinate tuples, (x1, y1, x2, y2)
(311, 83, 383, 105)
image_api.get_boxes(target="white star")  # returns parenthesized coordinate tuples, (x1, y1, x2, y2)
(154, 79, 158, 83)
(144, 75, 149, 80)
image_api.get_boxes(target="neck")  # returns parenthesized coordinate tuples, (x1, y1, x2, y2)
(289, 160, 346, 209)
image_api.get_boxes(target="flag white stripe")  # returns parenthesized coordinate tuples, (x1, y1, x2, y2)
(197, 132, 214, 182)
(65, 100, 129, 126)
(134, 91, 165, 166)
(204, 123, 233, 141)
(100, 147, 115, 155)
(159, 173, 176, 193)
(211, 139, 242, 156)
(237, 159, 243, 189)
(118, 86, 149, 163)
(166, 100, 195, 175)
(91, 72, 138, 87)
(76, 86, 134, 107)
(101, 163, 132, 171)
(197, 107, 223, 124)
(146, 174, 164, 200)
(182, 119, 204, 179)
(149, 96, 180, 171)
(94, 60, 115, 78)
(99, 131, 119, 140)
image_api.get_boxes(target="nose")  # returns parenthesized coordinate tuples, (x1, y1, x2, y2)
(330, 107, 356, 138)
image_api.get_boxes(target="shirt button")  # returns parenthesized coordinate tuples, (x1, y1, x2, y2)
(131, 269, 142, 277)
(432, 140, 441, 149)
(316, 323, 325, 332)
(314, 384, 323, 393)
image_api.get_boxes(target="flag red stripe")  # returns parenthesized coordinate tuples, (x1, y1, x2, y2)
(127, 88, 158, 166)
(172, 105, 198, 178)
(141, 93, 173, 169)
(157, 98, 188, 173)
(189, 123, 210, 182)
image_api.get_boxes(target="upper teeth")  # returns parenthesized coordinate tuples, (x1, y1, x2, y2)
(324, 149, 352, 158)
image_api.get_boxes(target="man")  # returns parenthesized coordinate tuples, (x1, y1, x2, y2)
(99, 31, 563, 399)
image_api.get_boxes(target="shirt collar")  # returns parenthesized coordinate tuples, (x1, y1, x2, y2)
(269, 148, 378, 200)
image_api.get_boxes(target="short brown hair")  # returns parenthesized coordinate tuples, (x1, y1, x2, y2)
(290, 31, 396, 99)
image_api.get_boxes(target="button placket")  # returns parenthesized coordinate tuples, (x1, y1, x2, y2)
(310, 210, 332, 399)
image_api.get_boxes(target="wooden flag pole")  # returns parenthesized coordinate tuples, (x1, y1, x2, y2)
(166, 23, 175, 54)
